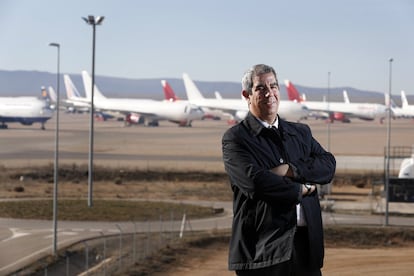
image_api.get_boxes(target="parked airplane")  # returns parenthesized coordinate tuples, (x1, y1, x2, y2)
(343, 90, 350, 104)
(63, 74, 92, 114)
(45, 86, 57, 109)
(82, 71, 204, 127)
(161, 80, 180, 102)
(392, 91, 414, 118)
(182, 73, 308, 123)
(285, 80, 387, 123)
(0, 92, 53, 130)
(161, 79, 222, 120)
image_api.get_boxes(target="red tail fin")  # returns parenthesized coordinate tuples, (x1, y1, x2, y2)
(284, 80, 303, 102)
(161, 80, 179, 101)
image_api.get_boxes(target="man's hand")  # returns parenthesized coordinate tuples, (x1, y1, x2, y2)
(302, 183, 316, 196)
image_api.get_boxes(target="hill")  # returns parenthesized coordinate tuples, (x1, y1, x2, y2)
(0, 70, 405, 105)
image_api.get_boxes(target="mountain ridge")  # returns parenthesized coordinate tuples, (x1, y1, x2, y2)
(0, 70, 406, 105)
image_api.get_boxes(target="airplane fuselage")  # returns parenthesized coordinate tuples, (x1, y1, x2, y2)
(302, 101, 387, 121)
(0, 97, 53, 128)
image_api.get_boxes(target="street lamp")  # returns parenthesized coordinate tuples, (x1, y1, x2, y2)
(82, 15, 104, 207)
(327, 71, 331, 151)
(385, 57, 393, 226)
(49, 42, 60, 255)
(321, 71, 332, 198)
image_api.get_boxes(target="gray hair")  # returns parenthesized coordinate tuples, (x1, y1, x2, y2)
(241, 64, 278, 94)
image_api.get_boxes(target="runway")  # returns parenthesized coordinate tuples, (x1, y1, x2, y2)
(1, 113, 413, 172)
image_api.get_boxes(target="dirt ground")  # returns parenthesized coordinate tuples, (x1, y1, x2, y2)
(150, 242, 414, 276)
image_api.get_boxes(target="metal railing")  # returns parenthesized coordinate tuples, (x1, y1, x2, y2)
(13, 214, 202, 275)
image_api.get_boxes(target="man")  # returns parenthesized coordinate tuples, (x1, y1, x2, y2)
(222, 64, 336, 275)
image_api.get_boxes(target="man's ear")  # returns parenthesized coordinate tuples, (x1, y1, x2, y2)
(242, 90, 250, 100)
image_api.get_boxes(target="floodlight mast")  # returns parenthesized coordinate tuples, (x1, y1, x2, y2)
(48, 42, 60, 255)
(82, 15, 104, 207)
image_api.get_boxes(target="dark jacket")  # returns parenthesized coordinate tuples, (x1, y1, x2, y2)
(222, 112, 336, 271)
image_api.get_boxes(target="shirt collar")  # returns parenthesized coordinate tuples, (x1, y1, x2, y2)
(258, 116, 279, 129)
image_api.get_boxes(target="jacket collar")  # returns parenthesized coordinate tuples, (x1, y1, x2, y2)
(243, 112, 275, 136)
(243, 112, 297, 138)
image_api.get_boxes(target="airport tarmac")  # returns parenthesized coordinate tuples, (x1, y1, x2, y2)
(1, 113, 413, 173)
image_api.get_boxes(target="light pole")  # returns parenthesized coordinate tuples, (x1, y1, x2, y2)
(49, 42, 60, 255)
(385, 58, 393, 226)
(82, 15, 104, 207)
(327, 71, 331, 151)
(321, 71, 332, 198)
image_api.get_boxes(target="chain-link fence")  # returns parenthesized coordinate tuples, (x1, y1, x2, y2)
(13, 214, 206, 275)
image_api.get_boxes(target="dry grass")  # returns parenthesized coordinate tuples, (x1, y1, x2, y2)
(0, 199, 217, 221)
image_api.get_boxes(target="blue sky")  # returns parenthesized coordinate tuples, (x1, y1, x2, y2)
(1, 0, 413, 94)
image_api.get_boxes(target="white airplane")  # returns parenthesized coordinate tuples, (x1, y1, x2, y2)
(46, 86, 57, 109)
(82, 71, 204, 127)
(214, 91, 223, 100)
(161, 79, 222, 120)
(0, 92, 54, 130)
(343, 90, 350, 104)
(285, 80, 387, 123)
(393, 90, 414, 118)
(182, 73, 308, 123)
(63, 74, 92, 114)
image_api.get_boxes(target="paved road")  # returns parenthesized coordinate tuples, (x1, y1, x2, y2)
(1, 199, 414, 275)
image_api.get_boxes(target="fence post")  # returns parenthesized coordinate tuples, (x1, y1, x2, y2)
(100, 232, 107, 276)
(159, 215, 163, 246)
(65, 251, 70, 276)
(133, 222, 137, 263)
(179, 213, 186, 238)
(146, 220, 151, 257)
(115, 224, 123, 270)
(170, 211, 174, 240)
(82, 241, 89, 272)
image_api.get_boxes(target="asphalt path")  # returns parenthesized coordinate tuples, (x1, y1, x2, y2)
(1, 114, 413, 274)
(1, 200, 414, 275)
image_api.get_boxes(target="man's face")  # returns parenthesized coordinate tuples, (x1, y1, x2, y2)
(244, 72, 280, 123)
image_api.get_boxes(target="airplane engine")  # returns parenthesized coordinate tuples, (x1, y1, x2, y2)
(125, 113, 144, 125)
(332, 112, 350, 123)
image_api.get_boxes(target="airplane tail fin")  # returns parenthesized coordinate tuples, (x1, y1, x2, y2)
(401, 90, 409, 108)
(284, 80, 303, 102)
(183, 73, 205, 101)
(384, 93, 391, 108)
(343, 90, 350, 104)
(82, 70, 106, 100)
(64, 74, 83, 100)
(40, 86, 56, 109)
(161, 80, 179, 101)
(41, 86, 49, 100)
(47, 86, 57, 102)
(214, 91, 223, 100)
